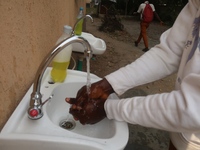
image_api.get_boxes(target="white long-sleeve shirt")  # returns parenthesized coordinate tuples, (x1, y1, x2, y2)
(105, 0, 200, 149)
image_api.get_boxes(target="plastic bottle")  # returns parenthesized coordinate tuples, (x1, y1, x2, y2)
(74, 7, 84, 35)
(51, 25, 73, 83)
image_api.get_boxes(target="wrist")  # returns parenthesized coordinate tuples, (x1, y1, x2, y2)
(99, 78, 114, 94)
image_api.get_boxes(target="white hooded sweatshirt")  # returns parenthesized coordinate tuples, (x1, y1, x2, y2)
(105, 0, 200, 149)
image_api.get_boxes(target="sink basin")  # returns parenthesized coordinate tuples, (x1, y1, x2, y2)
(46, 82, 118, 139)
(72, 32, 106, 55)
(0, 68, 128, 150)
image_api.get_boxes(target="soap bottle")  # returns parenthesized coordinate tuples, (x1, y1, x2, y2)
(74, 7, 84, 35)
(51, 25, 73, 83)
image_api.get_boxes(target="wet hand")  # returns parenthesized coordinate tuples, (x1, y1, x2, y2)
(65, 78, 114, 125)
(66, 97, 106, 125)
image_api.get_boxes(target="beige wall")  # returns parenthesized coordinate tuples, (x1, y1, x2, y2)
(0, 0, 86, 130)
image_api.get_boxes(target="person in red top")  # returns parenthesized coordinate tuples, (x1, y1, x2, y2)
(134, 0, 163, 52)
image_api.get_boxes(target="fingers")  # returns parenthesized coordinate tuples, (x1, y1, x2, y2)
(69, 107, 87, 124)
(65, 98, 76, 104)
(65, 82, 108, 125)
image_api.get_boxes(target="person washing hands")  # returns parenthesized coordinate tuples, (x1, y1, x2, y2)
(66, 0, 200, 149)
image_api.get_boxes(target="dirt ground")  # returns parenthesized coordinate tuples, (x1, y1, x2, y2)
(82, 16, 176, 97)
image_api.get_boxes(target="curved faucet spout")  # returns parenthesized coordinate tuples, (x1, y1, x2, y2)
(28, 35, 92, 120)
(72, 15, 93, 36)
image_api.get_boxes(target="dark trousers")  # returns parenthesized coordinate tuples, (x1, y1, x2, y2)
(168, 141, 177, 150)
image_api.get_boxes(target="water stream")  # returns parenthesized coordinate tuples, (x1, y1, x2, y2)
(86, 56, 91, 95)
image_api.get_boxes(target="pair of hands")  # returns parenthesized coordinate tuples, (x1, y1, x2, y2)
(65, 78, 114, 125)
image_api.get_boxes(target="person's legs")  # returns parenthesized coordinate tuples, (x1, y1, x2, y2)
(141, 22, 149, 49)
(168, 141, 177, 150)
(135, 22, 150, 50)
(135, 22, 143, 46)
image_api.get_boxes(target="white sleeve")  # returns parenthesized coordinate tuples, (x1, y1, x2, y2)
(150, 4, 155, 12)
(104, 1, 200, 132)
(105, 74, 200, 132)
(137, 4, 143, 13)
(105, 1, 197, 95)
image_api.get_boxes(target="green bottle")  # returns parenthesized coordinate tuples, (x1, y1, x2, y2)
(74, 7, 84, 35)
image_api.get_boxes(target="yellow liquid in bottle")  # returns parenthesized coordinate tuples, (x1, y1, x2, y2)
(74, 19, 83, 35)
(51, 61, 70, 82)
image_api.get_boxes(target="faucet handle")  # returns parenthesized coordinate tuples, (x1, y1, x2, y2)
(28, 107, 43, 119)
(29, 109, 39, 117)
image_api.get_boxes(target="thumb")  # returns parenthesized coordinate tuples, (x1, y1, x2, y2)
(65, 98, 76, 104)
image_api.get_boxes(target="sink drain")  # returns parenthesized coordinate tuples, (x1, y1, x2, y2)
(59, 119, 76, 130)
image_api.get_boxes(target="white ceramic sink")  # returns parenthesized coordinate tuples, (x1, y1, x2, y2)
(72, 32, 106, 55)
(0, 68, 128, 150)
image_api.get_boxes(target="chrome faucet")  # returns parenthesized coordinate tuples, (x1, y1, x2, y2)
(28, 34, 93, 120)
(72, 14, 94, 36)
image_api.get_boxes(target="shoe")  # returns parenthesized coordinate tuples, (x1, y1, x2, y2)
(134, 41, 138, 47)
(142, 48, 149, 52)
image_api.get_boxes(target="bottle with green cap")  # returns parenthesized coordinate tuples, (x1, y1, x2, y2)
(74, 7, 84, 35)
